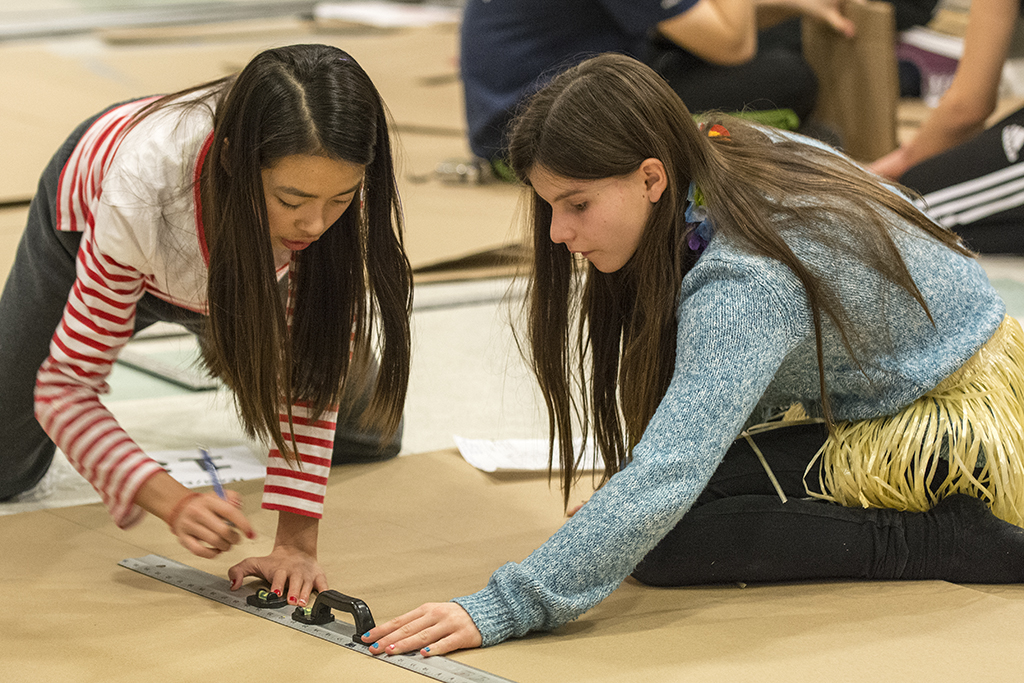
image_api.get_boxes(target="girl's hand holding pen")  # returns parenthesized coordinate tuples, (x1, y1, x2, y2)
(167, 489, 255, 559)
(134, 469, 256, 560)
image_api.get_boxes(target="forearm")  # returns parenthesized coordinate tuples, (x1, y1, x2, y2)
(896, 93, 993, 170)
(275, 510, 319, 556)
(133, 470, 194, 523)
(657, 0, 759, 65)
(896, 0, 1015, 167)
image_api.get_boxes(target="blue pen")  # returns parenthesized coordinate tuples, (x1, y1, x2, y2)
(199, 446, 226, 500)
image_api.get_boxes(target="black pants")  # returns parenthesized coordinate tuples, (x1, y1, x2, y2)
(644, 21, 817, 125)
(644, 0, 940, 129)
(901, 105, 1024, 255)
(632, 423, 1024, 586)
(0, 105, 400, 501)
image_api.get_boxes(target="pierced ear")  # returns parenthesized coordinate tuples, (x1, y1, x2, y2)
(640, 158, 667, 203)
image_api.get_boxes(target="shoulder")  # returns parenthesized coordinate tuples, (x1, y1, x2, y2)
(95, 96, 215, 266)
(684, 237, 807, 304)
(617, 0, 700, 24)
(107, 98, 214, 197)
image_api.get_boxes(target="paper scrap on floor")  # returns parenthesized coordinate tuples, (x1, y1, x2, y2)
(157, 445, 266, 488)
(454, 435, 600, 472)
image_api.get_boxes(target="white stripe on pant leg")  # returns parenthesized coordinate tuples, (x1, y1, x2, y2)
(919, 161, 1024, 208)
(940, 186, 1024, 227)
(924, 174, 1024, 222)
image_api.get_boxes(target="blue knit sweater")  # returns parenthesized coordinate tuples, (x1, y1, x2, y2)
(454, 193, 1006, 646)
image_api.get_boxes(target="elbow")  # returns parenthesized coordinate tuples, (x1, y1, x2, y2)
(723, 42, 757, 65)
(700, 35, 757, 66)
(658, 22, 757, 66)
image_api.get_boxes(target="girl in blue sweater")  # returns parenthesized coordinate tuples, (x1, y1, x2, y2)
(362, 53, 1024, 656)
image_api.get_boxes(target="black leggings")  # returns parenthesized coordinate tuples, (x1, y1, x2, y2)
(901, 105, 1024, 255)
(633, 423, 1024, 585)
(644, 20, 817, 125)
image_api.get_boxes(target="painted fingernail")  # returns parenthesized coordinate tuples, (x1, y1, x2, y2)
(362, 632, 371, 640)
(423, 647, 431, 653)
(298, 598, 306, 606)
(371, 643, 380, 649)
(273, 589, 282, 596)
(386, 644, 395, 652)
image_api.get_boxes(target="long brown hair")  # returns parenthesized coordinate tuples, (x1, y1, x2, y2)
(137, 45, 411, 461)
(507, 53, 972, 505)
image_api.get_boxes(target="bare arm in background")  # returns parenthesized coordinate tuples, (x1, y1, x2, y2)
(870, 0, 1019, 178)
(657, 0, 856, 65)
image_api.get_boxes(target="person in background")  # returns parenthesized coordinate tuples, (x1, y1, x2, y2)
(460, 0, 939, 173)
(871, 0, 1024, 254)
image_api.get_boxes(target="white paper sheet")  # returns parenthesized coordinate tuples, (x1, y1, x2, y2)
(155, 445, 266, 488)
(0, 445, 266, 516)
(314, 2, 460, 28)
(453, 435, 600, 473)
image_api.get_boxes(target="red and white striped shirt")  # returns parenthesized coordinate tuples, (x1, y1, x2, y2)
(35, 96, 336, 528)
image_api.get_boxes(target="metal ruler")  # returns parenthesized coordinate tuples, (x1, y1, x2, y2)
(119, 554, 516, 683)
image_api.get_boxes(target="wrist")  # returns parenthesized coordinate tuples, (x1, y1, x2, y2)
(166, 492, 202, 533)
(133, 470, 192, 523)
(274, 510, 319, 556)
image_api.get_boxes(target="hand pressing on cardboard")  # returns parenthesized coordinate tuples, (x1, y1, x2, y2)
(228, 511, 328, 608)
(360, 602, 482, 657)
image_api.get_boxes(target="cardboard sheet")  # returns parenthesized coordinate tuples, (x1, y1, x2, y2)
(396, 132, 524, 271)
(3, 449, 1023, 682)
(0, 22, 464, 203)
(0, 24, 523, 273)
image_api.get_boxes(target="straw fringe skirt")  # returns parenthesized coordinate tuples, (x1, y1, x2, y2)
(801, 315, 1024, 527)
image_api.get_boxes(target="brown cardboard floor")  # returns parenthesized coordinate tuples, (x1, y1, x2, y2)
(4, 449, 1024, 683)
(3, 11, 1024, 682)
(0, 22, 521, 273)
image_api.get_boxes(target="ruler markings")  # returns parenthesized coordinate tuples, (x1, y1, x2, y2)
(119, 555, 515, 683)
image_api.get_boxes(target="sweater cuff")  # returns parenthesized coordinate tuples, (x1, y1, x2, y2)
(453, 584, 515, 648)
(453, 561, 544, 647)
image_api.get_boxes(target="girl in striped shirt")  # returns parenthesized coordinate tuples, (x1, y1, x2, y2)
(0, 44, 412, 608)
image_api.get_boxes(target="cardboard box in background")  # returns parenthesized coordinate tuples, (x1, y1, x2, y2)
(803, 1, 900, 163)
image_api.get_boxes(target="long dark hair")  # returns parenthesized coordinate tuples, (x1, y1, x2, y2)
(138, 44, 411, 461)
(508, 53, 971, 505)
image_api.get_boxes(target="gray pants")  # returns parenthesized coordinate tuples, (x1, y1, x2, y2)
(0, 106, 400, 501)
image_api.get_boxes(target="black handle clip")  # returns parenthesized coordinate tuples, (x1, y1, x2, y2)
(292, 590, 376, 643)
